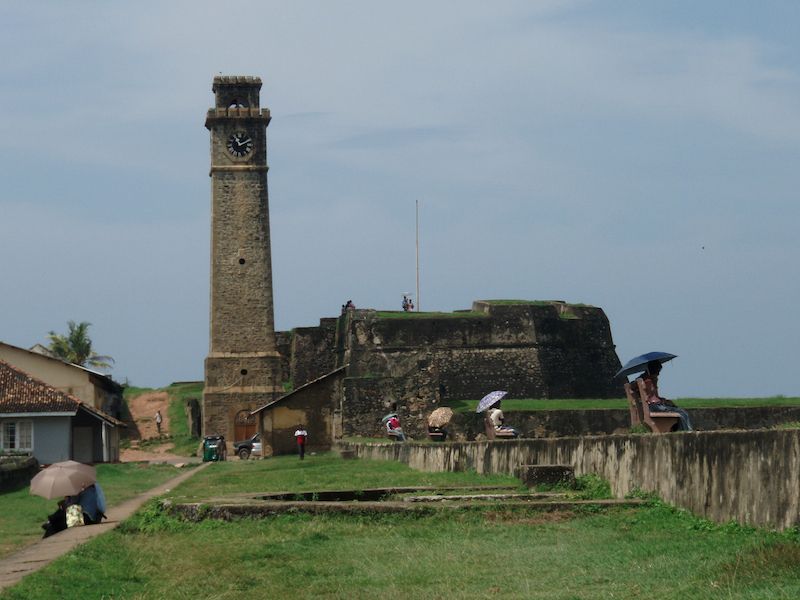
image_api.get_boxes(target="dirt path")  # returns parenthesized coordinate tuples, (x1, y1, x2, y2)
(126, 391, 170, 440)
(120, 443, 193, 464)
(121, 390, 194, 462)
(0, 463, 210, 592)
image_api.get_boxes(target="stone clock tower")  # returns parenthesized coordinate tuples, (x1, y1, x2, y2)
(202, 75, 282, 443)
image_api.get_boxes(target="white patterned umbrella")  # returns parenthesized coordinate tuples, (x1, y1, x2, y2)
(476, 391, 507, 413)
(30, 460, 96, 500)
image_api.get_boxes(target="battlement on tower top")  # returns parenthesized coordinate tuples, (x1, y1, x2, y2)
(212, 75, 262, 89)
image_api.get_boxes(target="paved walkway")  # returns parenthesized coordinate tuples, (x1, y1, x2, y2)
(0, 462, 210, 592)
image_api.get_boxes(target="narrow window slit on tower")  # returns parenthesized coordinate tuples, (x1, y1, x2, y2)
(239, 258, 246, 265)
(240, 369, 248, 376)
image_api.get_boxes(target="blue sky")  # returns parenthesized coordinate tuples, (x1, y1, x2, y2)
(1, 1, 798, 397)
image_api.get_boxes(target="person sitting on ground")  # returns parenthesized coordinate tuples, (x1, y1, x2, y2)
(42, 498, 69, 538)
(75, 482, 107, 525)
(641, 361, 693, 431)
(488, 402, 519, 437)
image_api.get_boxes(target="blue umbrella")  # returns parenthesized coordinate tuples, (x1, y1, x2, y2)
(615, 352, 677, 380)
(476, 390, 508, 413)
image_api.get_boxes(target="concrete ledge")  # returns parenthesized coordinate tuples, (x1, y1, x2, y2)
(0, 456, 38, 492)
(438, 406, 800, 440)
(164, 498, 646, 521)
(517, 465, 575, 487)
(339, 429, 800, 530)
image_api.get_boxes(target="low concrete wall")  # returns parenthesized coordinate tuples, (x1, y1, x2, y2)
(444, 406, 800, 440)
(342, 429, 800, 530)
(0, 455, 39, 492)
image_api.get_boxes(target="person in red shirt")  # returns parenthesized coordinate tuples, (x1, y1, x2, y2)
(294, 424, 308, 460)
(385, 414, 406, 441)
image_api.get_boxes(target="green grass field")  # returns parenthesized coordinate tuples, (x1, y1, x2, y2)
(3, 456, 800, 599)
(0, 463, 184, 560)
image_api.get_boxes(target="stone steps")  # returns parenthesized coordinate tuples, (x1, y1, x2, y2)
(164, 496, 646, 520)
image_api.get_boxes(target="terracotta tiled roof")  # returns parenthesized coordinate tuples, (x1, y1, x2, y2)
(0, 360, 124, 426)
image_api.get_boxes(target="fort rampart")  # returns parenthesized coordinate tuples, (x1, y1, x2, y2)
(283, 300, 622, 439)
(343, 429, 800, 530)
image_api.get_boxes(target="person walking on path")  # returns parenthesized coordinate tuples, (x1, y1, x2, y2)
(294, 425, 308, 460)
(155, 410, 163, 435)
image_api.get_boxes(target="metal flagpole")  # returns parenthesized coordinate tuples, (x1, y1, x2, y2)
(416, 199, 420, 312)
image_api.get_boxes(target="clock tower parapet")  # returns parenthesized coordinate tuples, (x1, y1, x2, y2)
(204, 107, 271, 127)
(211, 75, 262, 109)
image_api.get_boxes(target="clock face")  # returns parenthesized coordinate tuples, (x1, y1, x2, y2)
(226, 131, 254, 157)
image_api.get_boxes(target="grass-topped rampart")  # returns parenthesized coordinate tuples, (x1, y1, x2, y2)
(374, 310, 486, 319)
(444, 396, 800, 413)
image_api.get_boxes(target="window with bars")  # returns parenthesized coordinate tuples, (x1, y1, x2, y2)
(1, 421, 33, 452)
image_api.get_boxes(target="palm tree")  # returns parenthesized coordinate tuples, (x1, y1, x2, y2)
(47, 321, 114, 371)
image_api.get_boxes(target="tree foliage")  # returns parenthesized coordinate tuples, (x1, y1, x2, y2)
(47, 320, 114, 371)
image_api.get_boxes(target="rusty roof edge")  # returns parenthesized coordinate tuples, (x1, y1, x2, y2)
(250, 365, 348, 415)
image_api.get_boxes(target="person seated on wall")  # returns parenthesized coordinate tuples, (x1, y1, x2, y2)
(488, 402, 519, 437)
(642, 361, 693, 431)
(386, 414, 406, 441)
(427, 425, 447, 441)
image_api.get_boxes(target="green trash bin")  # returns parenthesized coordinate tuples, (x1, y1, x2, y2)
(202, 435, 226, 462)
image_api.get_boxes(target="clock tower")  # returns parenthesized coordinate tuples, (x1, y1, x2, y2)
(202, 75, 282, 444)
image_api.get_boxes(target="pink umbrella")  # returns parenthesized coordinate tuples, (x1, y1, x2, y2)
(30, 460, 96, 500)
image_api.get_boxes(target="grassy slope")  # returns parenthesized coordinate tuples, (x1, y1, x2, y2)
(164, 382, 203, 456)
(123, 382, 203, 456)
(3, 456, 800, 599)
(0, 463, 183, 560)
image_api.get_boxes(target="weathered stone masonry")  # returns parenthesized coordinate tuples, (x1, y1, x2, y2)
(200, 77, 624, 448)
(203, 76, 282, 441)
(284, 300, 622, 439)
(345, 429, 800, 531)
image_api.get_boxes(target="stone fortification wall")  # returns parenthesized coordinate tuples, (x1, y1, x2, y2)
(274, 331, 293, 387)
(341, 301, 619, 401)
(336, 301, 619, 438)
(281, 300, 621, 439)
(288, 318, 338, 388)
(343, 429, 800, 530)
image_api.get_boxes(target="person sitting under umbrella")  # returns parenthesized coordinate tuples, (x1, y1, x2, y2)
(42, 498, 70, 538)
(385, 414, 405, 441)
(642, 361, 692, 431)
(75, 482, 107, 525)
(488, 401, 519, 438)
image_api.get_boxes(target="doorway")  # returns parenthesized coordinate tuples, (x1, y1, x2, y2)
(234, 410, 256, 442)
